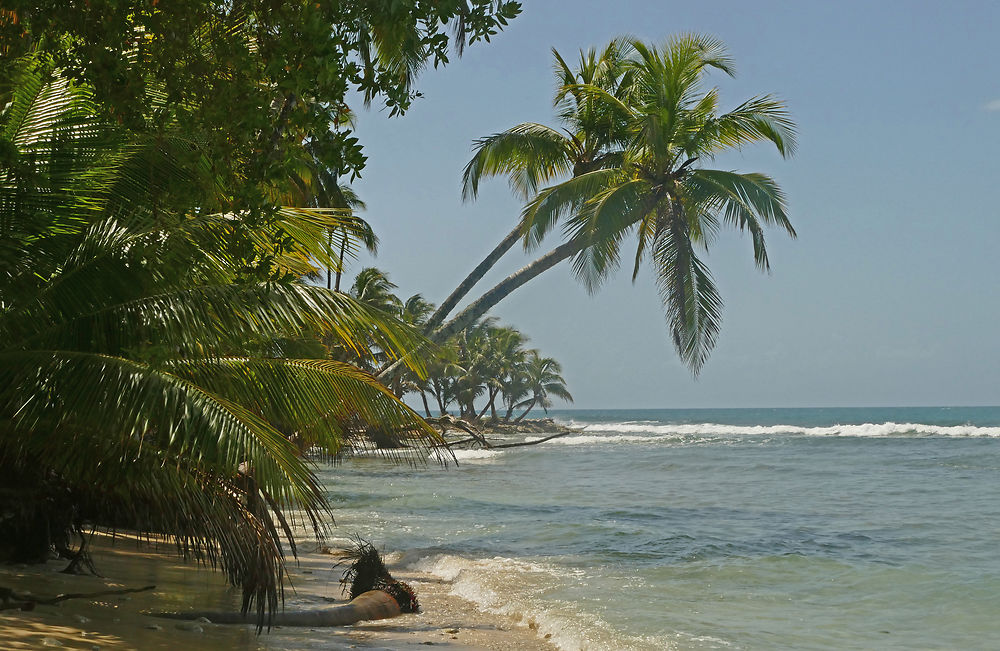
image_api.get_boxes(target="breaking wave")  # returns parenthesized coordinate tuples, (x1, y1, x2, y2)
(550, 421, 1000, 440)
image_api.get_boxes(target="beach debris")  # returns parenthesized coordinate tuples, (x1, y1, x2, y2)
(41, 638, 63, 647)
(337, 536, 420, 614)
(150, 538, 419, 627)
(491, 430, 578, 449)
(426, 415, 491, 448)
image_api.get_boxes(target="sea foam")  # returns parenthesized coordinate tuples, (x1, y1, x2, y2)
(558, 421, 1000, 440)
(428, 448, 504, 462)
(407, 553, 675, 651)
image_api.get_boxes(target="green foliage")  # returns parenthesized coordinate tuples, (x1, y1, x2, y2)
(1, 0, 521, 216)
(512, 352, 573, 422)
(463, 35, 796, 374)
(0, 63, 440, 627)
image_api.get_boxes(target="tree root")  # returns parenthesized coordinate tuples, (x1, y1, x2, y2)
(0, 584, 156, 612)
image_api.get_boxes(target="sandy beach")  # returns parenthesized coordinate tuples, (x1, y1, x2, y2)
(0, 534, 555, 650)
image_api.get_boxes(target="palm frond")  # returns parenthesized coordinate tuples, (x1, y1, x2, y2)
(652, 210, 723, 375)
(564, 178, 650, 292)
(685, 168, 794, 270)
(462, 123, 575, 201)
(520, 168, 621, 250)
(707, 94, 798, 157)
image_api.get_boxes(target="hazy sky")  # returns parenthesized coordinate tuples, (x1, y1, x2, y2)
(347, 0, 1000, 409)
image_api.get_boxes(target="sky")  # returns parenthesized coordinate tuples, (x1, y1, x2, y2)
(346, 0, 1000, 409)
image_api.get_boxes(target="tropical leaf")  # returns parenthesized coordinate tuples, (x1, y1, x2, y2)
(462, 123, 575, 201)
(0, 58, 444, 630)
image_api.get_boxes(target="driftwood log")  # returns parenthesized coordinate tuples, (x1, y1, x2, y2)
(152, 589, 401, 626)
(425, 415, 490, 447)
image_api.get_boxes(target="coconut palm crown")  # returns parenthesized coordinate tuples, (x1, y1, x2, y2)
(437, 35, 796, 375)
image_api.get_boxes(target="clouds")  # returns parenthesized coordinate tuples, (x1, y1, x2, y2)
(986, 99, 1000, 111)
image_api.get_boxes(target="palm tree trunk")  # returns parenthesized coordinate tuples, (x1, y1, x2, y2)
(434, 388, 447, 415)
(334, 231, 348, 292)
(326, 233, 332, 289)
(424, 225, 523, 331)
(503, 403, 516, 422)
(432, 239, 582, 343)
(154, 590, 401, 626)
(420, 391, 432, 418)
(476, 387, 499, 420)
(514, 397, 537, 423)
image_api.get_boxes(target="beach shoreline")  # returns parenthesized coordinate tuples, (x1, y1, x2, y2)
(0, 533, 556, 650)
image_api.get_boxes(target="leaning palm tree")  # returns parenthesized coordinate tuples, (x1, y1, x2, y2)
(512, 353, 573, 422)
(0, 61, 439, 627)
(422, 38, 633, 333)
(433, 34, 796, 373)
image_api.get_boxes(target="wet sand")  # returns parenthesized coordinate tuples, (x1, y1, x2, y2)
(0, 534, 555, 650)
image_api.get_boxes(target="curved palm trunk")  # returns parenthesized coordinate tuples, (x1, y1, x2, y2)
(477, 387, 499, 420)
(376, 239, 581, 381)
(423, 224, 523, 332)
(420, 390, 433, 418)
(154, 590, 401, 626)
(326, 230, 334, 289)
(432, 239, 582, 343)
(514, 397, 537, 423)
(334, 231, 348, 292)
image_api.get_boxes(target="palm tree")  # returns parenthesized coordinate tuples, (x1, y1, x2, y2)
(277, 123, 380, 291)
(350, 267, 405, 315)
(0, 62, 439, 627)
(421, 39, 633, 333)
(512, 353, 573, 422)
(476, 326, 530, 422)
(396, 294, 438, 413)
(326, 186, 377, 292)
(450, 317, 497, 419)
(433, 35, 796, 373)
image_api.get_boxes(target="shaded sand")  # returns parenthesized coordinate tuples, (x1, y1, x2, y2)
(0, 534, 555, 650)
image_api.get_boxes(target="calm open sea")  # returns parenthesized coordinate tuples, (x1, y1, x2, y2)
(316, 407, 1000, 650)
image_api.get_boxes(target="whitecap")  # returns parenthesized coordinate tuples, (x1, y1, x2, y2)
(577, 421, 1000, 439)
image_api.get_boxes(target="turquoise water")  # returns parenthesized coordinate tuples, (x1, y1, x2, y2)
(317, 407, 1000, 649)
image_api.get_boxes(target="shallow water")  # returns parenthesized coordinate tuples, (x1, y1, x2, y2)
(318, 407, 1000, 650)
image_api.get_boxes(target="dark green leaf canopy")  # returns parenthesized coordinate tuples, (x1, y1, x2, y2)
(0, 60, 441, 627)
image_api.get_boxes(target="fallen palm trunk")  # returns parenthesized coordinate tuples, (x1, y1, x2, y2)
(152, 589, 401, 626)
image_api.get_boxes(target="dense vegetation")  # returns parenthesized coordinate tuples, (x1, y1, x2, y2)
(344, 268, 572, 422)
(0, 1, 519, 628)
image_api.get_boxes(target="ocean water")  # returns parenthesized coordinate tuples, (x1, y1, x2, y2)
(316, 407, 1000, 650)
